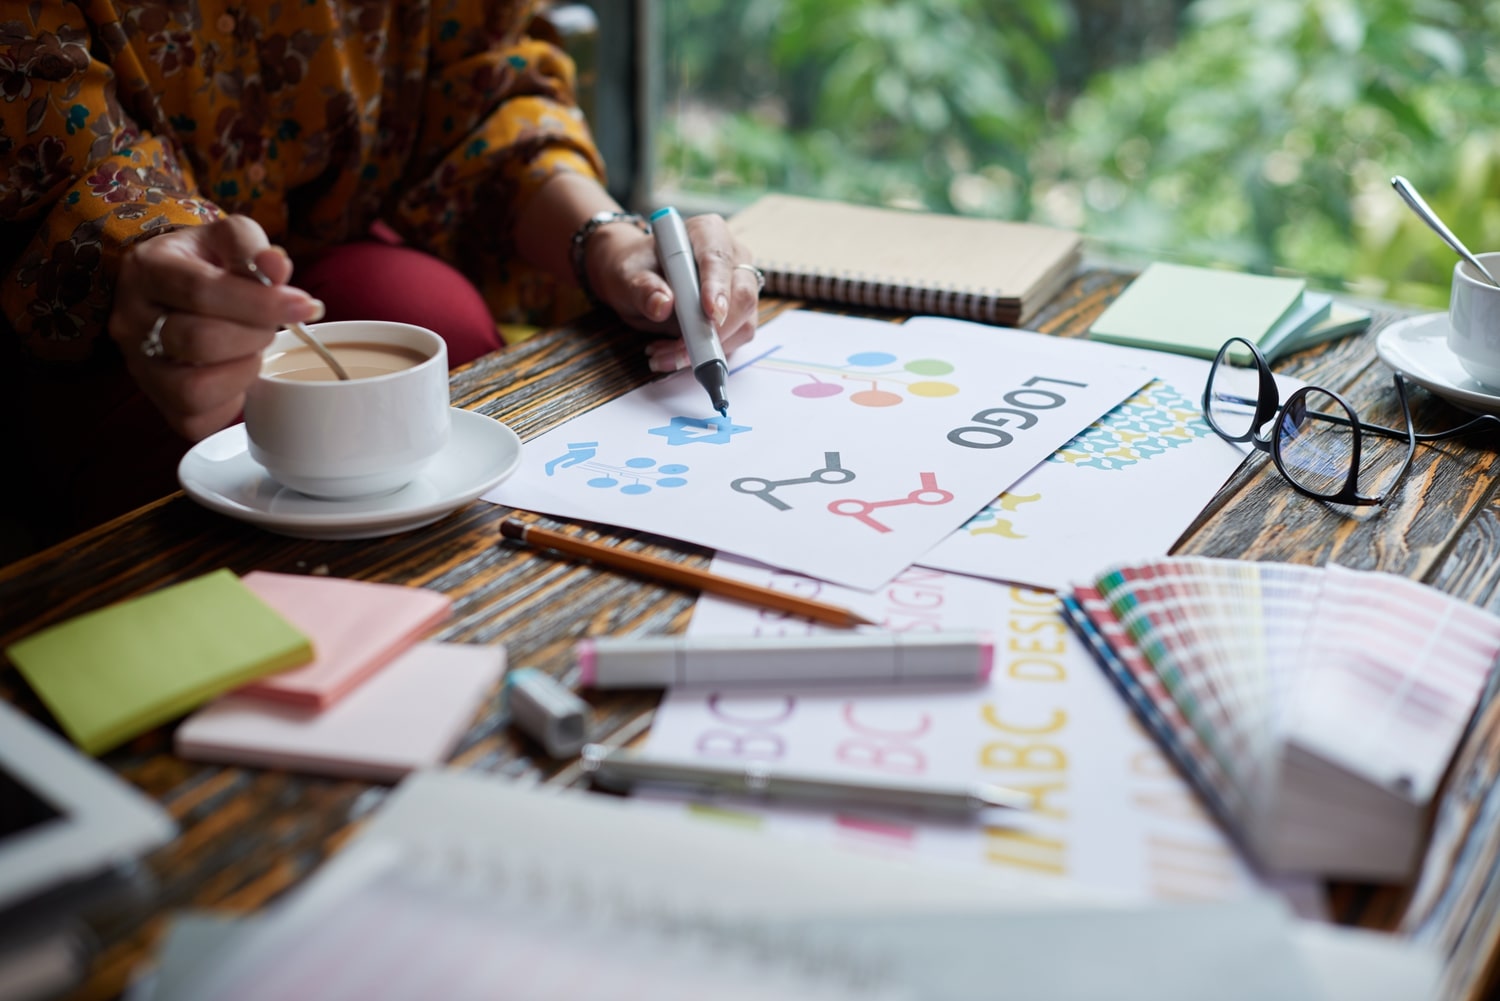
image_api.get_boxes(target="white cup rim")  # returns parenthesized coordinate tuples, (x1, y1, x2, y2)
(1453, 252, 1500, 290)
(258, 320, 445, 386)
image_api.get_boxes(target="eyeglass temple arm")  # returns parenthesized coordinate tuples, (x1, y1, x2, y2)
(1411, 412, 1500, 442)
(1297, 375, 1421, 442)
(1347, 374, 1500, 442)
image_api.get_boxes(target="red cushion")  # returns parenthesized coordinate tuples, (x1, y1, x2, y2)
(294, 242, 504, 366)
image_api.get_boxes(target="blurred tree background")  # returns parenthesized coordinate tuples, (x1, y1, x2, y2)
(655, 0, 1500, 307)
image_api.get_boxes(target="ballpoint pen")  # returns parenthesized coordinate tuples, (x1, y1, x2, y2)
(650, 206, 730, 417)
(580, 743, 1031, 814)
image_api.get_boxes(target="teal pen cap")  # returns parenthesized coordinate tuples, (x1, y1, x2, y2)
(650, 206, 730, 417)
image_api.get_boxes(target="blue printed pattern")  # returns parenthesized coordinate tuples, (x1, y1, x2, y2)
(1047, 380, 1211, 471)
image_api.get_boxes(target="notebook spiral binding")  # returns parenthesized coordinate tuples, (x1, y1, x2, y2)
(181, 832, 910, 1001)
(765, 265, 1012, 324)
(397, 839, 902, 998)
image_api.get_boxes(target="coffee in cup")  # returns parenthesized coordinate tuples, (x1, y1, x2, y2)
(1449, 252, 1500, 387)
(244, 321, 450, 499)
(262, 341, 429, 381)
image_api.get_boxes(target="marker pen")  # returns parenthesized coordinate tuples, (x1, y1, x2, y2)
(575, 631, 993, 689)
(650, 206, 730, 416)
(581, 744, 1031, 813)
(504, 667, 590, 758)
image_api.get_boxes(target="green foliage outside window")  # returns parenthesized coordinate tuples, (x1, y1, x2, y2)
(657, 0, 1500, 307)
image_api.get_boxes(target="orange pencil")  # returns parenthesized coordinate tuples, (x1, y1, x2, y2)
(499, 519, 877, 629)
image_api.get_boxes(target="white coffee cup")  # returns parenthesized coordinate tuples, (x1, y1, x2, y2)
(1449, 253, 1500, 387)
(244, 320, 450, 499)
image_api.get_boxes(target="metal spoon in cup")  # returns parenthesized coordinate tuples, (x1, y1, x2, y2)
(243, 258, 350, 381)
(1391, 175, 1500, 289)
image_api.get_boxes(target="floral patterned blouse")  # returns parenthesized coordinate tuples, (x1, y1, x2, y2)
(0, 0, 606, 364)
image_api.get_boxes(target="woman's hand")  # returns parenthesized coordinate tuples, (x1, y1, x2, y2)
(585, 212, 761, 373)
(109, 215, 324, 441)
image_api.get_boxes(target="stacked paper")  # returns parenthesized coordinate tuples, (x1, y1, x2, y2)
(235, 572, 453, 708)
(176, 573, 500, 781)
(4, 569, 313, 755)
(176, 642, 504, 782)
(1086, 262, 1345, 361)
(5, 566, 496, 779)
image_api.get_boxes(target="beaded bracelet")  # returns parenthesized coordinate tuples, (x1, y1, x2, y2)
(569, 210, 652, 304)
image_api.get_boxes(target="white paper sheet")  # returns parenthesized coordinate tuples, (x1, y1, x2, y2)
(485, 311, 1150, 590)
(903, 316, 1252, 591)
(643, 556, 1268, 902)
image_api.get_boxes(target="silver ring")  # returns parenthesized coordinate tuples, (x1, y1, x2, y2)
(734, 263, 766, 291)
(140, 312, 167, 358)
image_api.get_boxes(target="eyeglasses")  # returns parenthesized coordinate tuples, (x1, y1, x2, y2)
(1201, 337, 1499, 506)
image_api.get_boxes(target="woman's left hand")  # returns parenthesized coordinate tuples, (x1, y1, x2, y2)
(584, 212, 760, 373)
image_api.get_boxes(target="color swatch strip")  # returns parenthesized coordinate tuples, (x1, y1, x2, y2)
(1064, 557, 1500, 877)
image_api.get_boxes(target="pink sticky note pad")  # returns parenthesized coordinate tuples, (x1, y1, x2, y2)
(236, 571, 452, 708)
(175, 642, 505, 782)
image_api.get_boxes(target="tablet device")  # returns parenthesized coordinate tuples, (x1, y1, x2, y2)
(0, 700, 175, 912)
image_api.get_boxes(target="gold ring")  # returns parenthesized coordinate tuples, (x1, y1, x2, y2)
(734, 263, 766, 291)
(140, 312, 168, 359)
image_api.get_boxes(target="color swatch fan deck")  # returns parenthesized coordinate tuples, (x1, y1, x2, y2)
(1062, 557, 1500, 880)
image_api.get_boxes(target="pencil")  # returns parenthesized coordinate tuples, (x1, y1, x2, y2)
(498, 518, 877, 629)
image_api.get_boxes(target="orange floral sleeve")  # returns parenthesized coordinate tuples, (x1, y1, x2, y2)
(0, 5, 221, 362)
(391, 1, 608, 321)
(0, 0, 606, 363)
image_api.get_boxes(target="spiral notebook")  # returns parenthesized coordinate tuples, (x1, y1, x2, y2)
(729, 195, 1081, 325)
(150, 771, 1344, 1001)
(1062, 557, 1500, 880)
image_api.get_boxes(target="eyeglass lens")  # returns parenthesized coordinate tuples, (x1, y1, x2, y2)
(1203, 348, 1262, 440)
(1276, 389, 1411, 500)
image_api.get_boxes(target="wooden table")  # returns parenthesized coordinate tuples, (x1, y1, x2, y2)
(4, 271, 1500, 1000)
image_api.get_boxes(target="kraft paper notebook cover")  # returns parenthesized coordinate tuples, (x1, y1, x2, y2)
(235, 571, 452, 709)
(176, 642, 504, 782)
(1087, 262, 1330, 360)
(729, 194, 1081, 325)
(4, 569, 312, 756)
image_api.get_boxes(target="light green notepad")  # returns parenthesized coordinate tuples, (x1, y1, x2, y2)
(6, 569, 313, 755)
(1278, 301, 1372, 356)
(1088, 263, 1310, 360)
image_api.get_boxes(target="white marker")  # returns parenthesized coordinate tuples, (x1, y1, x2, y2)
(575, 632, 993, 689)
(651, 206, 730, 416)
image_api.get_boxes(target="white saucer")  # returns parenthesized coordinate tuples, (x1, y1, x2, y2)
(1375, 312, 1500, 415)
(178, 408, 523, 539)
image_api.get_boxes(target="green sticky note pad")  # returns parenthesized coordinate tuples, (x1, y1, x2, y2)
(6, 569, 313, 756)
(1088, 262, 1309, 359)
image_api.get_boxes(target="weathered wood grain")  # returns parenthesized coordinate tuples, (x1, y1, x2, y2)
(3, 277, 1498, 1000)
(1176, 310, 1500, 589)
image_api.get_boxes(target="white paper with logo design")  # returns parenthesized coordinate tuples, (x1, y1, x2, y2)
(484, 311, 1149, 590)
(903, 316, 1256, 593)
(642, 555, 1271, 902)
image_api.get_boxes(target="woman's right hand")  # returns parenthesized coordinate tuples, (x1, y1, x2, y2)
(108, 215, 325, 441)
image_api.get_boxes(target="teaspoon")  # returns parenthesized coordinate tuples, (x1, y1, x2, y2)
(1391, 175, 1500, 288)
(243, 259, 351, 381)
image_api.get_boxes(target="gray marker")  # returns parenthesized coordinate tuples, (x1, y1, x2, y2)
(581, 744, 1031, 814)
(650, 206, 730, 416)
(504, 668, 590, 758)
